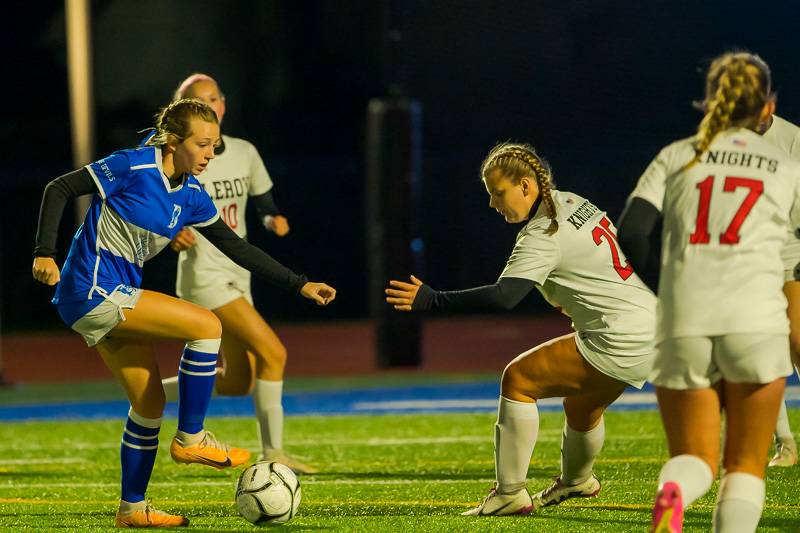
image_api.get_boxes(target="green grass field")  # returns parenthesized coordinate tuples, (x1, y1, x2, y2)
(2, 409, 800, 531)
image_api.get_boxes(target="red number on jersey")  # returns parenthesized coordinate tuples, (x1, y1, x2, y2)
(592, 216, 634, 280)
(220, 203, 239, 229)
(689, 176, 763, 245)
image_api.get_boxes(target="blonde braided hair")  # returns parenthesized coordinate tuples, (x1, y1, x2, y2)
(145, 98, 218, 147)
(481, 142, 558, 235)
(687, 52, 773, 168)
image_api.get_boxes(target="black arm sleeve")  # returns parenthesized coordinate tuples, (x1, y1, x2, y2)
(34, 168, 97, 257)
(196, 218, 307, 292)
(617, 197, 662, 293)
(412, 277, 536, 312)
(250, 191, 281, 218)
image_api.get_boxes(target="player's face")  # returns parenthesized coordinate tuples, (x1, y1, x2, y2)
(483, 169, 539, 223)
(186, 80, 226, 124)
(173, 118, 220, 176)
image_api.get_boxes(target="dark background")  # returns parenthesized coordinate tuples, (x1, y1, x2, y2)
(4, 0, 800, 331)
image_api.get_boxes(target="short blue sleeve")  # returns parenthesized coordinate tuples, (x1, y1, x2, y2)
(85, 151, 132, 199)
(185, 181, 219, 227)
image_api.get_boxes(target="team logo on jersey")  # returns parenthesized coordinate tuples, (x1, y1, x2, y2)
(167, 204, 182, 229)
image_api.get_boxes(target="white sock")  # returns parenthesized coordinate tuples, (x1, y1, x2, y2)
(712, 472, 765, 533)
(254, 379, 284, 451)
(118, 499, 147, 513)
(561, 417, 604, 485)
(174, 429, 204, 446)
(774, 399, 793, 443)
(495, 396, 539, 495)
(162, 370, 221, 403)
(658, 454, 714, 508)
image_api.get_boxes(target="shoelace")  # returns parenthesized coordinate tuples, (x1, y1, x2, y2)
(540, 476, 564, 499)
(200, 431, 230, 453)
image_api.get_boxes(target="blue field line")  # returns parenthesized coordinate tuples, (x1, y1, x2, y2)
(2, 375, 799, 422)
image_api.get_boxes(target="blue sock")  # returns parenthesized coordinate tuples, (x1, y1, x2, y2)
(120, 409, 161, 503)
(177, 338, 221, 434)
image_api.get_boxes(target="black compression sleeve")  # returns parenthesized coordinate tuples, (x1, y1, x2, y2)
(196, 218, 307, 292)
(617, 197, 662, 293)
(412, 277, 535, 312)
(34, 168, 97, 257)
(250, 191, 282, 218)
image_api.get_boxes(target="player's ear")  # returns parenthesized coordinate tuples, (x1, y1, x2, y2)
(163, 134, 179, 154)
(521, 177, 531, 196)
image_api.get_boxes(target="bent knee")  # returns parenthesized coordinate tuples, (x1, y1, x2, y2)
(501, 361, 539, 400)
(194, 311, 223, 340)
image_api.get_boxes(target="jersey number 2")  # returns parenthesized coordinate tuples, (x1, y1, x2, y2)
(592, 216, 634, 280)
(689, 176, 763, 245)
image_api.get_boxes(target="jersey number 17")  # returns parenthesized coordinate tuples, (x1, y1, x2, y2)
(689, 175, 763, 245)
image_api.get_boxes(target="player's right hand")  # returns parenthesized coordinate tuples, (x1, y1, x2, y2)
(170, 228, 197, 252)
(300, 282, 336, 306)
(32, 256, 60, 286)
(385, 274, 423, 311)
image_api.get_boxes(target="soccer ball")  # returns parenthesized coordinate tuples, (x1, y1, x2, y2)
(235, 461, 301, 525)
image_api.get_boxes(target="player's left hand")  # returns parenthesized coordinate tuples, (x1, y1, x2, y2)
(266, 215, 290, 237)
(385, 275, 423, 311)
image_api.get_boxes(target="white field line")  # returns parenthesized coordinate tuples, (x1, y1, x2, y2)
(1, 478, 497, 490)
(0, 431, 666, 453)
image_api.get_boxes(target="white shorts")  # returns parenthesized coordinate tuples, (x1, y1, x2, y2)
(71, 285, 142, 347)
(650, 334, 793, 389)
(179, 276, 253, 310)
(574, 332, 654, 389)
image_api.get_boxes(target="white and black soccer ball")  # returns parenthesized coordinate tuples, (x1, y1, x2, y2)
(235, 461, 301, 525)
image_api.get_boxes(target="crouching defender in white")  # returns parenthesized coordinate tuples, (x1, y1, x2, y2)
(385, 143, 656, 516)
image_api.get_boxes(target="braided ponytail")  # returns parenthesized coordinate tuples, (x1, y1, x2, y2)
(687, 52, 773, 168)
(481, 143, 559, 235)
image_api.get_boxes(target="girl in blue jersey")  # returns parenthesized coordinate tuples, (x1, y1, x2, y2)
(32, 98, 335, 528)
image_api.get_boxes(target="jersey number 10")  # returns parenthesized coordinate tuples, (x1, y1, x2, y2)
(689, 176, 763, 245)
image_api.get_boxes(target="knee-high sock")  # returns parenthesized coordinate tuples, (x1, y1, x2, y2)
(162, 369, 220, 404)
(253, 379, 284, 451)
(657, 454, 714, 508)
(495, 396, 539, 495)
(712, 472, 765, 533)
(561, 417, 605, 485)
(774, 400, 794, 442)
(120, 408, 161, 503)
(177, 338, 221, 434)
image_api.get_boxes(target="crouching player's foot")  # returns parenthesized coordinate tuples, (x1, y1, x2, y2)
(650, 481, 683, 533)
(115, 501, 188, 528)
(170, 430, 250, 469)
(461, 487, 533, 516)
(531, 475, 601, 509)
(259, 448, 319, 475)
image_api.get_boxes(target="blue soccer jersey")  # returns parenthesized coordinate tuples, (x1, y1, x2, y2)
(54, 146, 218, 324)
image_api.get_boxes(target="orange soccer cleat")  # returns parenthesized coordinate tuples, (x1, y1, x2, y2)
(170, 430, 250, 470)
(114, 502, 189, 528)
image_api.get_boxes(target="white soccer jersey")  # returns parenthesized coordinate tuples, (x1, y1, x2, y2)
(629, 128, 800, 340)
(764, 115, 800, 279)
(500, 190, 657, 385)
(176, 134, 274, 301)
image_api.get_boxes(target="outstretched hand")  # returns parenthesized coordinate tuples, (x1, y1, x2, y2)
(385, 275, 423, 311)
(32, 257, 60, 286)
(301, 282, 336, 306)
(266, 215, 290, 237)
(170, 228, 197, 252)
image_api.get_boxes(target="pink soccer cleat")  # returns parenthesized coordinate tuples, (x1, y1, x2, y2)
(651, 481, 683, 533)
